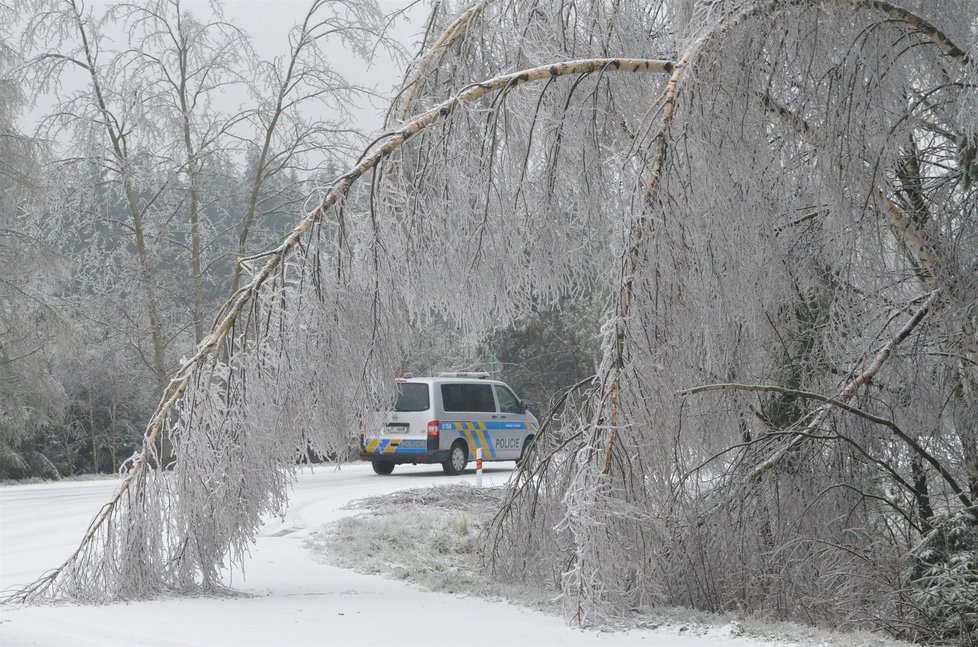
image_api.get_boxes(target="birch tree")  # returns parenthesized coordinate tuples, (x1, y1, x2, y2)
(27, 0, 174, 399)
(229, 0, 390, 295)
(116, 0, 250, 343)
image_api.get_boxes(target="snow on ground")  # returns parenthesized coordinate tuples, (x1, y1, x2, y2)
(0, 463, 869, 646)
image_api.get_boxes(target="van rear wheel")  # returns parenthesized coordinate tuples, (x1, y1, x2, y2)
(442, 441, 468, 476)
(371, 459, 395, 475)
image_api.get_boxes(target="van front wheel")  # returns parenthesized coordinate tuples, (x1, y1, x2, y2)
(371, 460, 395, 475)
(443, 441, 468, 476)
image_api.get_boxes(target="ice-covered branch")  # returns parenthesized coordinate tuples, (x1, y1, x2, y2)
(391, 0, 491, 120)
(6, 54, 675, 604)
(745, 289, 942, 479)
(679, 378, 976, 515)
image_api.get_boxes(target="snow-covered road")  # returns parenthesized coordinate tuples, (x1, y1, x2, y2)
(1, 464, 765, 646)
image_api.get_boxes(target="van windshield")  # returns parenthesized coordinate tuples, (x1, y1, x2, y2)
(394, 383, 430, 412)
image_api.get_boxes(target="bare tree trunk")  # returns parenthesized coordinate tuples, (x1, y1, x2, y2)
(185, 137, 204, 345)
(61, 426, 72, 476)
(109, 398, 118, 473)
(88, 389, 97, 472)
(122, 183, 168, 395)
(70, 0, 171, 461)
(230, 135, 273, 296)
(911, 454, 934, 533)
(175, 16, 205, 343)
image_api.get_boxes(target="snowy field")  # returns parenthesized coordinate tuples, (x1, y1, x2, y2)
(0, 464, 874, 646)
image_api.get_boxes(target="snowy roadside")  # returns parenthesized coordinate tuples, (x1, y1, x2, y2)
(0, 472, 120, 487)
(1, 463, 773, 646)
(0, 463, 919, 647)
(315, 482, 920, 647)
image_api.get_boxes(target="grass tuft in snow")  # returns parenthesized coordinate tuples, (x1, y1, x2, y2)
(306, 484, 558, 612)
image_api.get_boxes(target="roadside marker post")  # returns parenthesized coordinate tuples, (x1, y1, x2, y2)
(476, 448, 483, 487)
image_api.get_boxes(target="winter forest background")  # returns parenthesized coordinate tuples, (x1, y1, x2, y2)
(0, 0, 597, 479)
(2, 0, 977, 645)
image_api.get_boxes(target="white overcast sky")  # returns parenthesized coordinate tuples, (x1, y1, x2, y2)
(27, 0, 430, 135)
(220, 0, 427, 132)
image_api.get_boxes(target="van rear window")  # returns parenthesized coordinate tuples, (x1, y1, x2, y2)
(441, 383, 496, 413)
(394, 383, 430, 412)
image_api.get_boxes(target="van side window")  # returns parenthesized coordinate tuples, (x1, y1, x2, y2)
(494, 385, 522, 414)
(441, 383, 495, 412)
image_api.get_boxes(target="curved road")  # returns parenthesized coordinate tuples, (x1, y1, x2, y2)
(1, 463, 762, 646)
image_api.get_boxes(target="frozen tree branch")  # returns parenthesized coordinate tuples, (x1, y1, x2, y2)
(9, 1, 976, 637)
(598, 0, 973, 477)
(5, 54, 675, 604)
(602, 56, 688, 475)
(679, 379, 976, 516)
(745, 289, 941, 479)
(726, 0, 972, 68)
(390, 0, 491, 120)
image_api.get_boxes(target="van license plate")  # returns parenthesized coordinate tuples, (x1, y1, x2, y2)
(385, 423, 408, 434)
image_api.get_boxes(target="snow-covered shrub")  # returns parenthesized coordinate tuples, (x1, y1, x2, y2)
(908, 513, 978, 644)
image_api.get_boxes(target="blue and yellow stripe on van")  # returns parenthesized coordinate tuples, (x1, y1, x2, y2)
(363, 438, 427, 455)
(440, 421, 534, 460)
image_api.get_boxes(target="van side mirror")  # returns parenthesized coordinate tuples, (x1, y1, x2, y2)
(519, 400, 529, 414)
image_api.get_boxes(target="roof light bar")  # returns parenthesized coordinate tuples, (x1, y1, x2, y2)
(437, 371, 491, 379)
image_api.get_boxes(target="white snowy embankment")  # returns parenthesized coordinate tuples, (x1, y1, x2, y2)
(0, 463, 911, 647)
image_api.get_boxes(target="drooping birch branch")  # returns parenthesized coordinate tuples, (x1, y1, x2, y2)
(678, 380, 976, 516)
(753, 0, 975, 293)
(7, 55, 675, 604)
(485, 0, 974, 628)
(742, 0, 974, 279)
(392, 0, 491, 119)
(734, 0, 972, 68)
(744, 289, 941, 479)
(602, 55, 688, 475)
(596, 0, 970, 477)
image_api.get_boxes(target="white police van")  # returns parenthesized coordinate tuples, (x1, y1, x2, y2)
(360, 372, 538, 475)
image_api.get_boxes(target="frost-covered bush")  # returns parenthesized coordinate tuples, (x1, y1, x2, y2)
(909, 513, 978, 644)
(314, 485, 557, 609)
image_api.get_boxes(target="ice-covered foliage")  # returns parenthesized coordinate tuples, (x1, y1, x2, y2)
(449, 0, 977, 640)
(9, 1, 978, 644)
(909, 512, 978, 643)
(319, 482, 925, 647)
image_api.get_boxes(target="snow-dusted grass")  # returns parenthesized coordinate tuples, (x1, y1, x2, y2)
(315, 482, 922, 647)
(311, 484, 558, 612)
